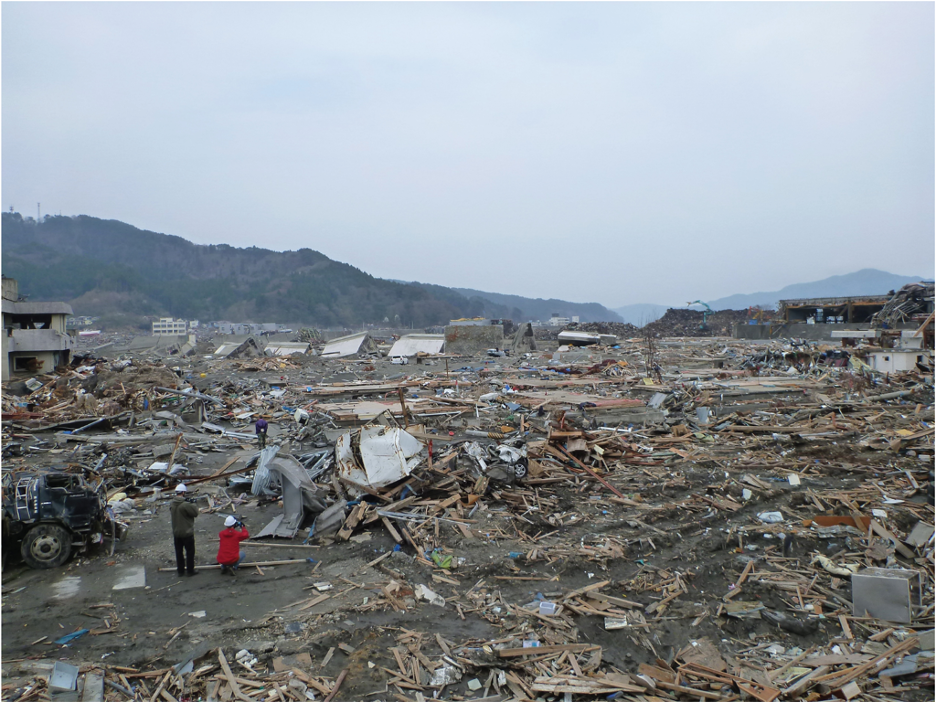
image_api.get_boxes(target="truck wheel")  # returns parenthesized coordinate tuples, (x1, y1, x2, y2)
(21, 524, 73, 569)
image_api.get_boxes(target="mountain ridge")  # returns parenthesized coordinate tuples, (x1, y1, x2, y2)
(705, 269, 928, 310)
(0, 212, 622, 327)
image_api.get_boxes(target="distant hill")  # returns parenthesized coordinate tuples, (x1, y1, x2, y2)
(706, 269, 929, 311)
(612, 303, 668, 326)
(0, 213, 484, 327)
(0, 212, 622, 328)
(449, 287, 623, 324)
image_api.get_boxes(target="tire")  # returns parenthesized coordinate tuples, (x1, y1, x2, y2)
(512, 460, 529, 480)
(21, 524, 73, 569)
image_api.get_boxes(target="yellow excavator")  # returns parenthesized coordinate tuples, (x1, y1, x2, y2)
(686, 300, 712, 330)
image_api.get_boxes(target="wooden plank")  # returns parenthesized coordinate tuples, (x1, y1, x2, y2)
(869, 520, 916, 559)
(158, 560, 306, 572)
(562, 580, 611, 601)
(587, 592, 642, 609)
(838, 614, 853, 640)
(781, 665, 830, 698)
(380, 515, 403, 543)
(336, 503, 367, 542)
(654, 681, 723, 699)
(638, 663, 675, 684)
(218, 650, 252, 702)
(498, 644, 597, 658)
(296, 594, 330, 612)
(337, 477, 392, 503)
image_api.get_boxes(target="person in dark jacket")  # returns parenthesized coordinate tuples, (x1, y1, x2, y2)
(218, 516, 250, 576)
(255, 417, 268, 449)
(170, 483, 200, 576)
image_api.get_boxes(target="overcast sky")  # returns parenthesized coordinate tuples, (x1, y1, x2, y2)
(3, 2, 933, 308)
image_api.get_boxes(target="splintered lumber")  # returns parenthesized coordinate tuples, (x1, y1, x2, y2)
(719, 425, 806, 433)
(551, 445, 626, 499)
(562, 580, 611, 601)
(654, 680, 724, 700)
(530, 675, 644, 694)
(781, 665, 830, 698)
(217, 650, 251, 702)
(336, 502, 367, 541)
(498, 644, 598, 658)
(321, 670, 347, 702)
(868, 519, 916, 559)
(587, 592, 642, 609)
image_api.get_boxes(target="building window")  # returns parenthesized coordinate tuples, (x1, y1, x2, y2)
(14, 356, 42, 371)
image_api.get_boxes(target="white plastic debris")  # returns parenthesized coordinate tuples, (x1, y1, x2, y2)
(812, 554, 860, 576)
(538, 601, 558, 616)
(429, 665, 462, 686)
(758, 512, 784, 524)
(415, 584, 446, 607)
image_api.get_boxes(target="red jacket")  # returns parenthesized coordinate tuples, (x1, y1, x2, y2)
(217, 527, 249, 565)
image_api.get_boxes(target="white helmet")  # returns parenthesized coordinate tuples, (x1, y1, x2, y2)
(224, 516, 237, 527)
(175, 483, 187, 492)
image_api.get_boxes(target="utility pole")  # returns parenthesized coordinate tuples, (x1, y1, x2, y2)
(37, 203, 40, 222)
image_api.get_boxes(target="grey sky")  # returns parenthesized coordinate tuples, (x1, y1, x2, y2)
(3, 2, 933, 308)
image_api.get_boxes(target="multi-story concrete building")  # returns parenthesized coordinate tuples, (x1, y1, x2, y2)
(2, 277, 73, 380)
(152, 318, 188, 335)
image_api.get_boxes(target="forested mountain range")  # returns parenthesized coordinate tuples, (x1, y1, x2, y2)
(0, 213, 620, 327)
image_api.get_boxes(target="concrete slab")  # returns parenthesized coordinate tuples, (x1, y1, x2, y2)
(112, 565, 146, 591)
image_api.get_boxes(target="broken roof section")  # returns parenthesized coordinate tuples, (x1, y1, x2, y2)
(321, 332, 378, 359)
(115, 334, 195, 358)
(388, 333, 445, 358)
(213, 337, 262, 359)
(264, 341, 310, 356)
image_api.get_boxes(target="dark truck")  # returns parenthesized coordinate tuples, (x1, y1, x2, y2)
(2, 470, 128, 569)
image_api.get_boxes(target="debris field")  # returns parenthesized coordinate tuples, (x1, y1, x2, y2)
(2, 330, 933, 702)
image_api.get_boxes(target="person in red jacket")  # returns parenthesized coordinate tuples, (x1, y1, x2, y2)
(218, 516, 249, 575)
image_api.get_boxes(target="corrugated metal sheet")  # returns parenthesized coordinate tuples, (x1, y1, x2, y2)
(388, 334, 445, 358)
(251, 446, 280, 495)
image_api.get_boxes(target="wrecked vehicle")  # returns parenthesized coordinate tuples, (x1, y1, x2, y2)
(2, 470, 128, 569)
(462, 440, 529, 483)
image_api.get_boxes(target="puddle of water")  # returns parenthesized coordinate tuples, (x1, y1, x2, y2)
(52, 576, 82, 600)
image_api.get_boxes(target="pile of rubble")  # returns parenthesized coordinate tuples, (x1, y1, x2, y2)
(643, 309, 750, 338)
(2, 329, 933, 702)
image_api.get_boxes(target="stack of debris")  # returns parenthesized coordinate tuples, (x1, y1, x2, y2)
(644, 308, 750, 337)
